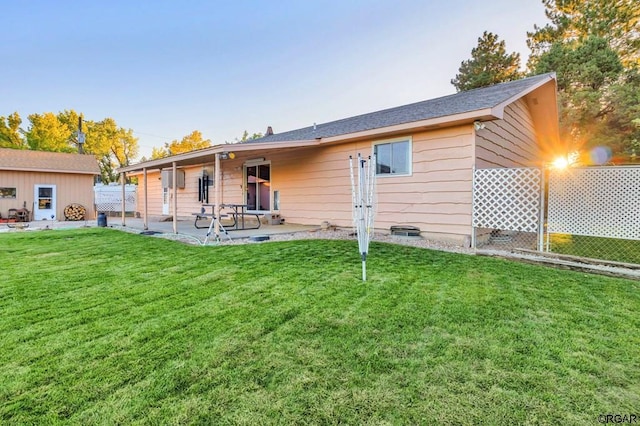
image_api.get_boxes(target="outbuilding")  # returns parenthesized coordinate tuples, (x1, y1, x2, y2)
(0, 148, 101, 221)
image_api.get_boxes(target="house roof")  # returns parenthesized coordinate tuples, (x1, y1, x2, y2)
(248, 73, 556, 143)
(0, 148, 101, 175)
(118, 73, 557, 173)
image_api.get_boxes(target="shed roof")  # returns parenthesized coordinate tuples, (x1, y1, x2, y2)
(248, 73, 555, 143)
(0, 148, 101, 175)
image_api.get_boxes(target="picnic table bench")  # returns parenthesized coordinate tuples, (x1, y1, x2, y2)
(192, 211, 229, 229)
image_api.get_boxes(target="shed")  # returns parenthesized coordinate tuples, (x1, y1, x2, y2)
(0, 148, 101, 221)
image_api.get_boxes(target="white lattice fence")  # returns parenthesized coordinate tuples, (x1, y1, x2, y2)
(94, 184, 137, 213)
(548, 167, 640, 240)
(473, 168, 542, 234)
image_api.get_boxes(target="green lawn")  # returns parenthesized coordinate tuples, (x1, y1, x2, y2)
(549, 233, 640, 265)
(1, 228, 638, 424)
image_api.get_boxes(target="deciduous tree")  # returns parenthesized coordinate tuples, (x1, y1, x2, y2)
(86, 118, 139, 182)
(0, 112, 25, 148)
(151, 130, 211, 159)
(25, 112, 75, 152)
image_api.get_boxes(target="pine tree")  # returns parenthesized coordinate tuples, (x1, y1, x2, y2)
(451, 31, 523, 92)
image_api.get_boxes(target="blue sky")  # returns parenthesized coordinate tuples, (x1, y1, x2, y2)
(3, 0, 548, 159)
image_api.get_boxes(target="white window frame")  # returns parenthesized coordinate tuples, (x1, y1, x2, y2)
(372, 136, 412, 177)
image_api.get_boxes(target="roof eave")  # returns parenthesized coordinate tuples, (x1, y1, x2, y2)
(491, 73, 556, 118)
(318, 108, 497, 144)
(0, 167, 100, 175)
(118, 139, 320, 173)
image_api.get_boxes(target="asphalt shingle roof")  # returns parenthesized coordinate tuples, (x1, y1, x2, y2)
(249, 73, 554, 143)
(0, 148, 101, 174)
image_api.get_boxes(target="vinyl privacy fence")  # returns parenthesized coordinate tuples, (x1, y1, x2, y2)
(472, 166, 640, 265)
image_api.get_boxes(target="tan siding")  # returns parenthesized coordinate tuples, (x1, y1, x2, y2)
(475, 98, 540, 168)
(0, 170, 96, 220)
(271, 126, 474, 244)
(135, 165, 247, 217)
(134, 126, 476, 244)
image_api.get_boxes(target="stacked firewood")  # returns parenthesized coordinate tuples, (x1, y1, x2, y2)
(64, 204, 86, 221)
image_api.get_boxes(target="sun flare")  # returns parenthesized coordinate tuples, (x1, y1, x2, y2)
(552, 156, 569, 169)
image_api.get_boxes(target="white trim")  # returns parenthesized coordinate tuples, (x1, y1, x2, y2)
(372, 136, 413, 177)
(243, 159, 272, 213)
(33, 184, 57, 220)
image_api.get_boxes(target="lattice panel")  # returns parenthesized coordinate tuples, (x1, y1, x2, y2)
(95, 190, 137, 212)
(473, 168, 541, 232)
(548, 167, 640, 240)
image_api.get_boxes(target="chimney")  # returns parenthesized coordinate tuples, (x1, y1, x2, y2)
(266, 126, 273, 136)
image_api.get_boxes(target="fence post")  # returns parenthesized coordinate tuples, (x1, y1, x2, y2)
(537, 166, 546, 252)
(471, 166, 476, 249)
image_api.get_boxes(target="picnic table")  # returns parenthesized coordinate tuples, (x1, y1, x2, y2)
(220, 204, 262, 230)
(195, 204, 261, 231)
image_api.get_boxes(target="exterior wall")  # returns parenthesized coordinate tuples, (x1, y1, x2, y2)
(475, 98, 540, 169)
(136, 165, 210, 217)
(272, 126, 474, 244)
(0, 171, 96, 220)
(137, 125, 473, 244)
(135, 126, 476, 245)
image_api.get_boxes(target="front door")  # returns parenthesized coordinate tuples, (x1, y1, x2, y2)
(162, 187, 170, 215)
(34, 185, 56, 220)
(245, 162, 270, 212)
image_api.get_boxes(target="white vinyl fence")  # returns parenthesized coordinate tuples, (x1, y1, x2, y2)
(94, 184, 137, 213)
(472, 167, 543, 250)
(472, 165, 640, 265)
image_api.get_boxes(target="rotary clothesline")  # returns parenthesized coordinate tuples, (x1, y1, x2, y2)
(349, 153, 377, 281)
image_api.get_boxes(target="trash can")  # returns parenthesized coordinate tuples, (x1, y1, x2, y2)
(97, 213, 107, 227)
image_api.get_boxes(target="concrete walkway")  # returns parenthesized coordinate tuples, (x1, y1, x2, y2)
(1, 216, 320, 243)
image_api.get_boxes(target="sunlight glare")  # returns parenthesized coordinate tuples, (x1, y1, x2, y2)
(552, 156, 569, 170)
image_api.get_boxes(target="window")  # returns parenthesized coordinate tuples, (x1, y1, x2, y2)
(374, 138, 411, 175)
(0, 188, 16, 198)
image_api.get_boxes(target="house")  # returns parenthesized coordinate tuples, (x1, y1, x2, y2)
(0, 148, 101, 221)
(119, 73, 560, 245)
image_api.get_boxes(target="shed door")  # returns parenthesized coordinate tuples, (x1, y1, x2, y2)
(34, 185, 56, 220)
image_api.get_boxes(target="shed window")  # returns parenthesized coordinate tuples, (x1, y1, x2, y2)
(0, 188, 16, 198)
(374, 138, 411, 176)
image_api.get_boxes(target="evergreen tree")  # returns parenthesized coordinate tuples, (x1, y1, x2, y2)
(529, 0, 640, 162)
(451, 31, 523, 92)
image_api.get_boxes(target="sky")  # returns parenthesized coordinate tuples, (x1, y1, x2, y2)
(2, 0, 548, 160)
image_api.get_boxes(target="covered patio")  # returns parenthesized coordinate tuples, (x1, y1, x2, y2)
(115, 140, 322, 241)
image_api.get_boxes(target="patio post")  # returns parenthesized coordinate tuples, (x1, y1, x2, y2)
(214, 153, 221, 237)
(121, 172, 126, 226)
(142, 167, 148, 230)
(172, 161, 178, 234)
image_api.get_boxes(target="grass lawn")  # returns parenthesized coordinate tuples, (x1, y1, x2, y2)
(549, 233, 640, 265)
(1, 228, 639, 424)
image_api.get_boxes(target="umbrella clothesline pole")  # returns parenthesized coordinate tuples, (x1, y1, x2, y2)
(349, 153, 376, 281)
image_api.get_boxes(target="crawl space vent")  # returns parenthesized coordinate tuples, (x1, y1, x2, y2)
(390, 225, 421, 237)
